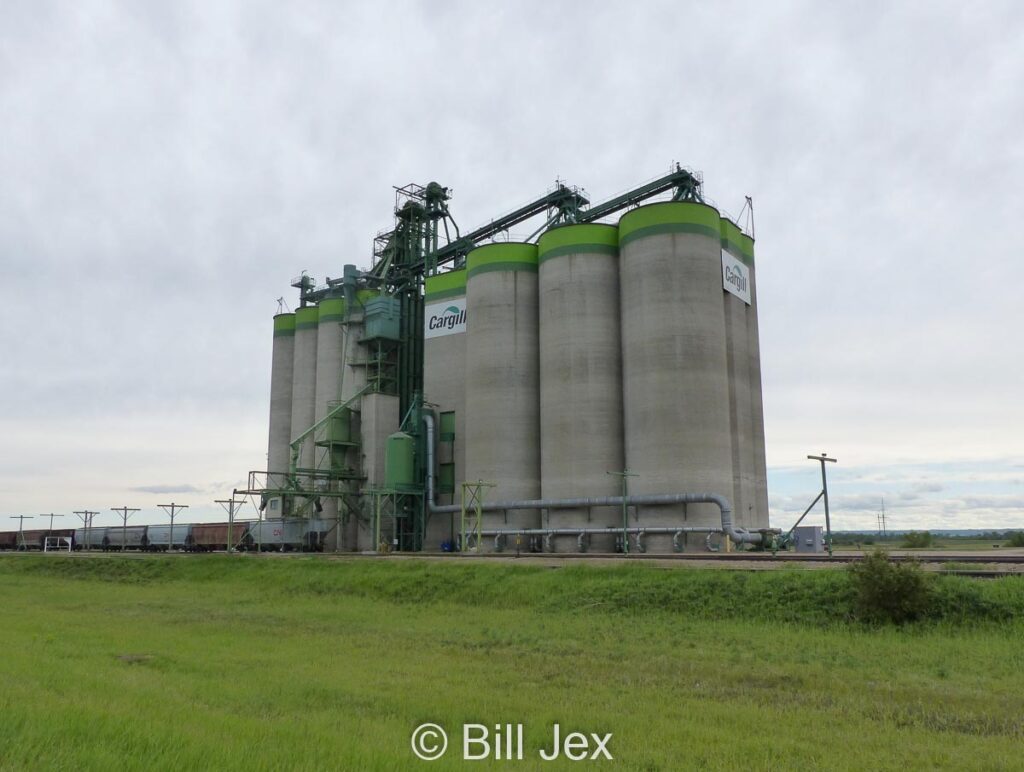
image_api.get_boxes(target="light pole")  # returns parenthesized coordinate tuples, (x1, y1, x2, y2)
(807, 453, 837, 556)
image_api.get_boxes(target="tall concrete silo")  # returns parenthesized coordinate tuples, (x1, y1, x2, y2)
(266, 312, 295, 518)
(618, 202, 734, 552)
(742, 231, 770, 527)
(720, 219, 756, 529)
(538, 224, 623, 552)
(422, 269, 467, 549)
(313, 297, 346, 549)
(289, 304, 319, 507)
(465, 243, 540, 547)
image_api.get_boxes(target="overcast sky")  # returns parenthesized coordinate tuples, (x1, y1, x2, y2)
(1, 0, 1022, 532)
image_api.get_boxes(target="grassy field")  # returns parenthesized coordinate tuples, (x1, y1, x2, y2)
(0, 555, 1022, 771)
(833, 537, 1018, 552)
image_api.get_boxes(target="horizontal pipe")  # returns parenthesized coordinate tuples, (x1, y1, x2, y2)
(480, 526, 723, 536)
(422, 415, 770, 546)
(481, 526, 725, 554)
(433, 492, 766, 545)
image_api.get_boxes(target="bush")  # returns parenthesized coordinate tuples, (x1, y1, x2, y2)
(1007, 531, 1024, 548)
(848, 549, 932, 624)
(901, 531, 933, 548)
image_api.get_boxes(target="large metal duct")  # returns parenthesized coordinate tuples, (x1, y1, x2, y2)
(465, 243, 540, 546)
(618, 202, 734, 552)
(422, 269, 467, 549)
(289, 305, 319, 501)
(538, 224, 623, 552)
(344, 289, 376, 551)
(266, 313, 295, 517)
(720, 218, 757, 530)
(348, 286, 387, 548)
(313, 297, 346, 550)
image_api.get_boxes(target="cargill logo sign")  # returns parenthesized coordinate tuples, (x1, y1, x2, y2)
(424, 298, 467, 338)
(721, 250, 751, 305)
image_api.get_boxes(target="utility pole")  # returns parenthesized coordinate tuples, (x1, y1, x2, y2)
(607, 469, 639, 555)
(39, 513, 64, 551)
(74, 510, 98, 551)
(216, 496, 247, 553)
(40, 512, 65, 533)
(158, 503, 188, 552)
(807, 453, 837, 556)
(110, 506, 140, 552)
(10, 515, 33, 550)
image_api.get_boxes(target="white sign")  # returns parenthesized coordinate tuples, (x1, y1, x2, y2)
(721, 250, 751, 305)
(424, 298, 467, 338)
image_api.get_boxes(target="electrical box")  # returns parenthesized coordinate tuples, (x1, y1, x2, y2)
(793, 525, 825, 553)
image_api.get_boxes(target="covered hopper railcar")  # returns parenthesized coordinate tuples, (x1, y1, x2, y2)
(186, 522, 250, 552)
(144, 524, 191, 552)
(74, 527, 107, 551)
(241, 519, 328, 552)
(103, 526, 148, 551)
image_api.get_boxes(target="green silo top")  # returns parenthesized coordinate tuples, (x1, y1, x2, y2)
(317, 297, 347, 322)
(425, 269, 467, 301)
(719, 218, 755, 266)
(272, 313, 296, 337)
(295, 305, 320, 329)
(538, 223, 618, 263)
(467, 243, 538, 279)
(618, 201, 722, 247)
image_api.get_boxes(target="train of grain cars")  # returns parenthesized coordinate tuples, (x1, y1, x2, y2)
(0, 520, 329, 552)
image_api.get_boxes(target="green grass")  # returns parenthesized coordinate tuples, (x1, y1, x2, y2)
(0, 555, 1022, 771)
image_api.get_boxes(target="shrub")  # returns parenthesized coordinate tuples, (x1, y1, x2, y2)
(848, 549, 932, 624)
(901, 530, 933, 548)
(1007, 531, 1024, 548)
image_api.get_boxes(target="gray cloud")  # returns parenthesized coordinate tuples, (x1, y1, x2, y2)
(1, 1, 1023, 527)
(129, 484, 204, 495)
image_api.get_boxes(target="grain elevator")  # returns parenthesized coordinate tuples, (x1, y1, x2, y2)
(243, 167, 775, 553)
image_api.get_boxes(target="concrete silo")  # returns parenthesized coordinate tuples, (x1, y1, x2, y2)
(720, 219, 756, 529)
(618, 202, 734, 552)
(289, 304, 320, 507)
(266, 312, 295, 517)
(313, 297, 346, 549)
(422, 269, 467, 549)
(464, 243, 540, 546)
(742, 232, 770, 526)
(537, 224, 623, 552)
